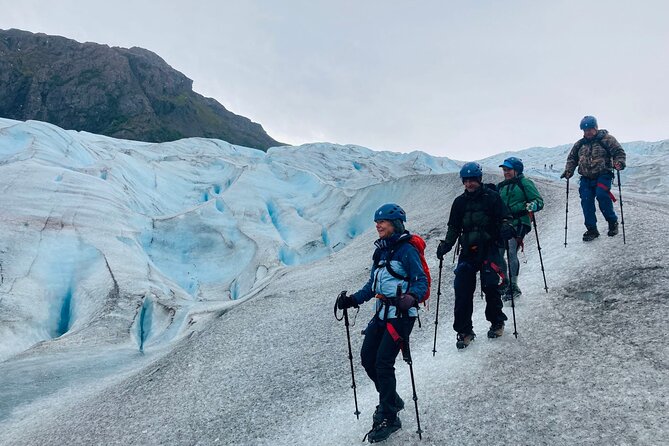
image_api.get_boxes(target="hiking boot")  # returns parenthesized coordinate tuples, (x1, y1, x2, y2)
(365, 417, 402, 443)
(511, 283, 522, 299)
(372, 396, 404, 427)
(607, 221, 619, 237)
(582, 228, 600, 242)
(487, 322, 505, 338)
(456, 331, 476, 349)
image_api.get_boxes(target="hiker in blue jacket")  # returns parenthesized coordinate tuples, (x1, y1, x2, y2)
(337, 203, 427, 444)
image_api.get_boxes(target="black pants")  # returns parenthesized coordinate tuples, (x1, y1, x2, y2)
(360, 316, 415, 421)
(453, 255, 507, 334)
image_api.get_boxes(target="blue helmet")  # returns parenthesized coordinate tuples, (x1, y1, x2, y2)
(580, 115, 598, 130)
(499, 157, 524, 174)
(459, 162, 483, 181)
(374, 203, 406, 222)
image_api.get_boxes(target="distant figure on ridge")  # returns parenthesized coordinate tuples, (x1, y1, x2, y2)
(497, 157, 544, 302)
(436, 163, 514, 348)
(561, 116, 626, 241)
(337, 203, 428, 443)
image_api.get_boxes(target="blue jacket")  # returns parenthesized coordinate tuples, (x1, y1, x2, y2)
(351, 232, 428, 319)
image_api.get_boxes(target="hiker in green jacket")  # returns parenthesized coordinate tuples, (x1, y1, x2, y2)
(497, 157, 544, 302)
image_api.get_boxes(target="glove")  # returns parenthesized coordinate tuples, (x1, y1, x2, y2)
(436, 240, 452, 260)
(614, 161, 625, 171)
(396, 293, 418, 312)
(500, 224, 516, 241)
(560, 170, 573, 179)
(337, 291, 357, 310)
(525, 201, 539, 212)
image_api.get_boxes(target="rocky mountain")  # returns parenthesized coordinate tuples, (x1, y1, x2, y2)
(0, 28, 281, 150)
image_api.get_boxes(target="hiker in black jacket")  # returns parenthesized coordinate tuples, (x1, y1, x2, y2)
(436, 162, 514, 349)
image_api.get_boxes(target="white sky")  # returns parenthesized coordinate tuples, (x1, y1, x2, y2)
(1, 0, 668, 159)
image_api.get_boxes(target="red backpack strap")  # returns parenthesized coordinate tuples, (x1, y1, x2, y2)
(407, 235, 431, 303)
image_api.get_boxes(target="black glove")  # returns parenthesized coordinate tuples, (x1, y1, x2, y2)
(337, 291, 357, 310)
(560, 170, 573, 179)
(500, 224, 516, 241)
(436, 240, 452, 260)
(396, 293, 418, 312)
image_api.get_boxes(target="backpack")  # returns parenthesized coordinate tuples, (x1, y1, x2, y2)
(451, 185, 503, 253)
(373, 234, 432, 304)
(576, 133, 612, 158)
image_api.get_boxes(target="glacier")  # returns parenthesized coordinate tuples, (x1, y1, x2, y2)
(0, 117, 667, 445)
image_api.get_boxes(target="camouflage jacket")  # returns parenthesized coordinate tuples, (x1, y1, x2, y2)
(564, 130, 626, 179)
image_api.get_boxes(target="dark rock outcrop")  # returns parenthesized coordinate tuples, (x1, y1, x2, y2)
(0, 28, 281, 150)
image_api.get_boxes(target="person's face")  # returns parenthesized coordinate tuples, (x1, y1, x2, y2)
(583, 128, 597, 139)
(375, 219, 395, 239)
(463, 178, 481, 193)
(502, 167, 516, 180)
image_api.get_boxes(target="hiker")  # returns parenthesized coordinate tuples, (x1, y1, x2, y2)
(497, 157, 544, 302)
(561, 116, 626, 241)
(337, 203, 427, 443)
(436, 162, 513, 349)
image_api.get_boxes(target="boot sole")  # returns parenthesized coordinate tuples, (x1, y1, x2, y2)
(368, 425, 401, 443)
(456, 337, 475, 349)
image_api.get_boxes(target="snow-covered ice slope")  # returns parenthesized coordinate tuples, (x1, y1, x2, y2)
(0, 118, 459, 361)
(0, 119, 667, 445)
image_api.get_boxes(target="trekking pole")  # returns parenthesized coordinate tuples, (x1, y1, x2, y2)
(334, 292, 361, 419)
(452, 238, 460, 264)
(564, 178, 569, 247)
(504, 241, 519, 338)
(616, 170, 626, 244)
(529, 211, 549, 293)
(401, 341, 423, 440)
(432, 258, 443, 356)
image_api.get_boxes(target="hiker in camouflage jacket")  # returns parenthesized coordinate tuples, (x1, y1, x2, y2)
(561, 116, 626, 241)
(497, 157, 544, 301)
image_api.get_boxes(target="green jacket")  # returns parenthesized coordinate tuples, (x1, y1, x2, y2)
(497, 174, 544, 230)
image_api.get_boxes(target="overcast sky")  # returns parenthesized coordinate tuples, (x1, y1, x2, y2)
(1, 0, 668, 159)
